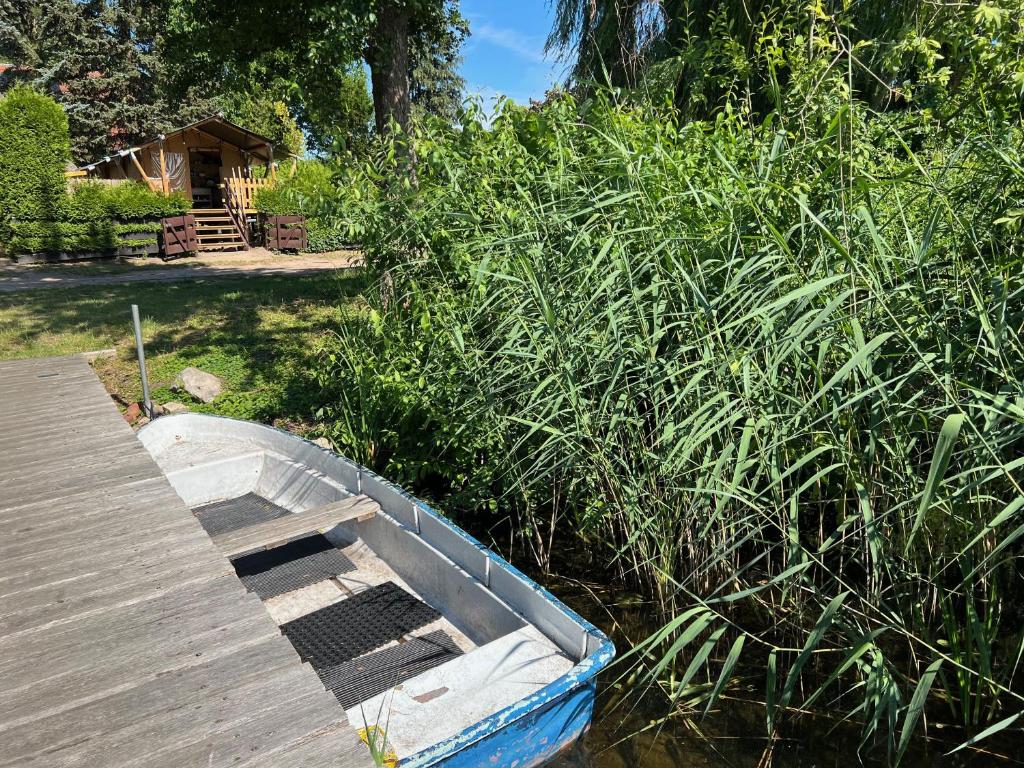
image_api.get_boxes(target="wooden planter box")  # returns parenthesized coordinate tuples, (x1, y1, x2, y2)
(115, 220, 161, 258)
(158, 215, 198, 258)
(264, 215, 308, 251)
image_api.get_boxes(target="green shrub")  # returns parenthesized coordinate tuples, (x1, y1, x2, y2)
(0, 87, 70, 225)
(102, 182, 189, 220)
(254, 159, 375, 252)
(60, 182, 188, 222)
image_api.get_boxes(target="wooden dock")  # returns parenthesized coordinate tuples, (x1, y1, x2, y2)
(0, 356, 374, 768)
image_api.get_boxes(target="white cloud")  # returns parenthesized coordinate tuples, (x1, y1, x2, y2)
(471, 22, 548, 64)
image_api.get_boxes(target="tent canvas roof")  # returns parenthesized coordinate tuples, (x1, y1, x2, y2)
(80, 114, 275, 170)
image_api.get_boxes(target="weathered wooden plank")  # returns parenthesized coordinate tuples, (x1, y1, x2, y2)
(0, 356, 374, 768)
(0, 637, 305, 761)
(212, 494, 380, 558)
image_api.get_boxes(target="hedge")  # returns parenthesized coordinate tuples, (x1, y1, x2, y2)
(5, 183, 187, 255)
(0, 89, 189, 258)
(0, 87, 70, 223)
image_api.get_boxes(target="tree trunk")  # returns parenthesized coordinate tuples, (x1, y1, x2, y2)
(365, 0, 411, 136)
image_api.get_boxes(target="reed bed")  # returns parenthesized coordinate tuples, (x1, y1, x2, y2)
(314, 95, 1024, 760)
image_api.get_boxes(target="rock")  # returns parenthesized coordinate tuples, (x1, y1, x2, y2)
(81, 348, 116, 363)
(162, 401, 190, 415)
(123, 402, 142, 423)
(312, 436, 333, 450)
(173, 367, 223, 403)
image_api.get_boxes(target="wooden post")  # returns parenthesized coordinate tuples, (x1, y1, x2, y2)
(159, 140, 169, 195)
(128, 149, 159, 191)
(268, 145, 276, 181)
(289, 157, 298, 178)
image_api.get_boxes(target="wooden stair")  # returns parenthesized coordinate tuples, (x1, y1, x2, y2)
(191, 208, 247, 251)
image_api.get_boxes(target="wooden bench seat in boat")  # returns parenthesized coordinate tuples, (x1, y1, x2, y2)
(212, 494, 379, 557)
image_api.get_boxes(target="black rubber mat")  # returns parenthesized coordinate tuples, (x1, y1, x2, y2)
(230, 534, 357, 599)
(281, 581, 441, 668)
(318, 630, 463, 708)
(192, 493, 290, 536)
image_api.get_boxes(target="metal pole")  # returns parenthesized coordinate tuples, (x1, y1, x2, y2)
(131, 304, 153, 419)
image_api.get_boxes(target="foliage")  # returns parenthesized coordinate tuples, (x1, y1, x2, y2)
(222, 92, 306, 157)
(0, 0, 210, 162)
(254, 159, 376, 250)
(0, 86, 70, 225)
(314, 88, 1024, 761)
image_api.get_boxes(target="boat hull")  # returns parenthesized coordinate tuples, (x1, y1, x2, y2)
(409, 681, 597, 767)
(138, 413, 615, 768)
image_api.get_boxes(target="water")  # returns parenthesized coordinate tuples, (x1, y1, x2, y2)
(532, 571, 990, 768)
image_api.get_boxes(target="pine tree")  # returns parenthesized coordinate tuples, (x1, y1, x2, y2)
(0, 0, 218, 162)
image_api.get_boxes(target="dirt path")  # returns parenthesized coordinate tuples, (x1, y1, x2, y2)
(0, 249, 363, 293)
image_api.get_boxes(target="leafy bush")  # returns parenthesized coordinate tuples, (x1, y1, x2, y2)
(4, 180, 187, 256)
(254, 159, 376, 251)
(0, 87, 70, 226)
(100, 182, 189, 220)
(314, 92, 1024, 759)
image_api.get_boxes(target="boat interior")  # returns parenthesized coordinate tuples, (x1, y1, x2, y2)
(139, 415, 598, 762)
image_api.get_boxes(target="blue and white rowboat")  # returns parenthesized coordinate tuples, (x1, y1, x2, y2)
(139, 414, 615, 768)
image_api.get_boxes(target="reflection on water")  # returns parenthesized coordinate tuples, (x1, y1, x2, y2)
(535, 573, 984, 768)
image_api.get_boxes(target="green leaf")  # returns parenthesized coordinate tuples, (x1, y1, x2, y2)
(896, 658, 943, 765)
(906, 414, 965, 552)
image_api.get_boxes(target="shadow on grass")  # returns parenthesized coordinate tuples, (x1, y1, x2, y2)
(1, 269, 370, 423)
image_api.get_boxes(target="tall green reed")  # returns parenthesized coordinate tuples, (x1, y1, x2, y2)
(315, 95, 1024, 760)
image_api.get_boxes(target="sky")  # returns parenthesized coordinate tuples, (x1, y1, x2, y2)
(459, 1, 564, 107)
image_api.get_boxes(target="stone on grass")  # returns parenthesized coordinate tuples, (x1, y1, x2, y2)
(173, 367, 223, 403)
(312, 436, 333, 450)
(162, 401, 190, 415)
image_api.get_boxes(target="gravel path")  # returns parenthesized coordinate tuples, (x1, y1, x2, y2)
(0, 252, 361, 293)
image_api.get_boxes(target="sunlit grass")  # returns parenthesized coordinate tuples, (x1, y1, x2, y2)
(0, 271, 368, 423)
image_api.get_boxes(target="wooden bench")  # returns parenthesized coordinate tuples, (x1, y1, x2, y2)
(212, 494, 379, 558)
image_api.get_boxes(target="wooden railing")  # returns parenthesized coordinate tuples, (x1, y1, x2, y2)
(223, 172, 272, 213)
(222, 181, 251, 250)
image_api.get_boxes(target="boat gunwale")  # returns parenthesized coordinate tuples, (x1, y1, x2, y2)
(138, 413, 616, 765)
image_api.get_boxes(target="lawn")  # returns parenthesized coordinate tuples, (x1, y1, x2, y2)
(0, 270, 368, 428)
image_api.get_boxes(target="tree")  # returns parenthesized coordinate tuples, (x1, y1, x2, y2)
(0, 0, 213, 162)
(0, 86, 70, 223)
(297, 65, 373, 155)
(222, 92, 306, 158)
(409, 0, 467, 123)
(546, 0, 1024, 122)
(547, 0, 646, 89)
(167, 0, 465, 140)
